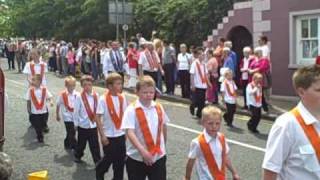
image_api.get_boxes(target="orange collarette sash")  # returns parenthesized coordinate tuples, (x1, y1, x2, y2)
(105, 92, 124, 129)
(224, 80, 237, 97)
(30, 87, 46, 110)
(251, 83, 262, 104)
(135, 103, 163, 156)
(30, 63, 45, 80)
(196, 62, 207, 84)
(81, 91, 98, 123)
(198, 133, 226, 180)
(61, 91, 74, 112)
(291, 107, 320, 162)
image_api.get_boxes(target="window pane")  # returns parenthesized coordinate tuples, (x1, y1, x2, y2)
(310, 18, 318, 38)
(311, 40, 318, 58)
(302, 40, 310, 58)
(301, 19, 309, 38)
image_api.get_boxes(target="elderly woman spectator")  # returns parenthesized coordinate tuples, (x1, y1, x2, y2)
(222, 47, 236, 77)
(177, 43, 192, 98)
(240, 47, 255, 109)
(249, 48, 271, 113)
(206, 50, 219, 104)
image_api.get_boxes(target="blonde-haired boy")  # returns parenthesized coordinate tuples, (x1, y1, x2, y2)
(185, 106, 239, 180)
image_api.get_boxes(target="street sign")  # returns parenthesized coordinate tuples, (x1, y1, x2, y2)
(108, 1, 133, 25)
(122, 24, 128, 31)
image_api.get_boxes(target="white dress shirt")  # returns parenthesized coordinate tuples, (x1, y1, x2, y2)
(121, 100, 170, 162)
(178, 53, 192, 70)
(97, 93, 128, 137)
(260, 45, 270, 59)
(220, 80, 237, 104)
(103, 50, 126, 76)
(56, 90, 78, 122)
(23, 61, 48, 86)
(73, 92, 99, 129)
(188, 130, 230, 180)
(138, 50, 160, 72)
(190, 60, 208, 89)
(241, 57, 251, 80)
(246, 83, 262, 107)
(262, 102, 320, 180)
(25, 87, 52, 114)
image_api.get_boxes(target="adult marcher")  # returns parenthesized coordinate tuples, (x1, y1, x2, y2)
(240, 47, 254, 109)
(248, 48, 271, 113)
(162, 40, 176, 95)
(177, 44, 192, 99)
(103, 41, 126, 80)
(262, 65, 320, 180)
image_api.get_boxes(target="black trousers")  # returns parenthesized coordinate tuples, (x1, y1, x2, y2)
(262, 92, 269, 112)
(242, 80, 249, 108)
(126, 156, 166, 180)
(96, 135, 126, 180)
(64, 122, 77, 149)
(74, 127, 101, 164)
(30, 113, 48, 140)
(190, 88, 206, 118)
(223, 103, 236, 125)
(163, 63, 175, 94)
(7, 54, 15, 69)
(178, 70, 190, 98)
(248, 105, 261, 130)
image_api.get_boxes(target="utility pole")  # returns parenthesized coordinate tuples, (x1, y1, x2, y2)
(116, 0, 119, 40)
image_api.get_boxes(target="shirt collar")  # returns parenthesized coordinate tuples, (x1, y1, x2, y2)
(135, 99, 156, 109)
(297, 102, 318, 125)
(203, 129, 218, 143)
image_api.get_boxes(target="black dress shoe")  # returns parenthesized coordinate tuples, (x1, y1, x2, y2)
(189, 105, 195, 116)
(43, 127, 50, 133)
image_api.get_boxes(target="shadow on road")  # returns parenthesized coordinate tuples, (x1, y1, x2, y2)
(21, 127, 50, 150)
(54, 151, 74, 167)
(253, 133, 269, 140)
(72, 162, 95, 180)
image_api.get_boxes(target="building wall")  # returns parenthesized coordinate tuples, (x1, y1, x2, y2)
(263, 0, 320, 96)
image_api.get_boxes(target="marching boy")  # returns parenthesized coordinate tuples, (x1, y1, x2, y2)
(246, 73, 263, 133)
(96, 73, 128, 180)
(121, 75, 170, 180)
(25, 74, 53, 143)
(73, 75, 101, 164)
(185, 106, 240, 180)
(220, 69, 237, 127)
(56, 76, 78, 150)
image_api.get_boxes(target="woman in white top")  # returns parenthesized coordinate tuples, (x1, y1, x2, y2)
(177, 44, 192, 98)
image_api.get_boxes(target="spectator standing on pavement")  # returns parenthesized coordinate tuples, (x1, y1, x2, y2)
(73, 75, 101, 164)
(67, 46, 75, 76)
(246, 73, 263, 133)
(222, 47, 236, 77)
(95, 73, 128, 180)
(121, 75, 170, 180)
(206, 50, 219, 104)
(248, 48, 271, 113)
(224, 41, 238, 77)
(90, 42, 100, 80)
(258, 35, 270, 59)
(153, 39, 164, 93)
(263, 65, 320, 180)
(185, 106, 240, 180)
(189, 47, 211, 119)
(221, 69, 237, 127)
(6, 43, 15, 70)
(26, 74, 53, 143)
(316, 55, 320, 65)
(177, 44, 192, 99)
(240, 47, 254, 109)
(56, 76, 78, 150)
(136, 33, 146, 47)
(127, 42, 139, 88)
(60, 42, 68, 75)
(162, 40, 176, 95)
(214, 37, 225, 66)
(48, 43, 57, 72)
(103, 41, 126, 81)
(15, 41, 27, 73)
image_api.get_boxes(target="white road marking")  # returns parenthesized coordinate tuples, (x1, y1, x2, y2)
(6, 77, 267, 152)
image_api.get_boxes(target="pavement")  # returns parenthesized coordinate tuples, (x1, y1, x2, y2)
(1, 60, 300, 180)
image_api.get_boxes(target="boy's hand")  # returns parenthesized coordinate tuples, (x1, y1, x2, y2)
(101, 136, 110, 146)
(141, 150, 154, 166)
(56, 116, 61, 122)
(233, 173, 240, 180)
(191, 86, 196, 92)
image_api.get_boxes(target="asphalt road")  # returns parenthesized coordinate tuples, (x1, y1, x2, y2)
(2, 62, 272, 180)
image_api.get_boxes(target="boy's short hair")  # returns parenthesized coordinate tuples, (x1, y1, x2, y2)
(64, 76, 76, 86)
(105, 72, 123, 87)
(292, 65, 320, 90)
(136, 75, 155, 92)
(224, 68, 233, 77)
(201, 106, 222, 121)
(80, 75, 94, 86)
(194, 47, 204, 55)
(252, 72, 263, 80)
(32, 74, 42, 82)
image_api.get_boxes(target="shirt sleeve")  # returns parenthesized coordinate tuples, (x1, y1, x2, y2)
(121, 106, 136, 130)
(73, 95, 81, 127)
(96, 96, 105, 115)
(160, 105, 170, 124)
(189, 62, 195, 74)
(188, 139, 199, 159)
(138, 52, 144, 65)
(262, 114, 293, 173)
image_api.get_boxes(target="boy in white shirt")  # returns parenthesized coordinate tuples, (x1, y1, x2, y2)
(96, 73, 128, 180)
(263, 65, 320, 180)
(246, 73, 263, 133)
(220, 69, 237, 127)
(73, 75, 101, 164)
(56, 76, 78, 150)
(185, 106, 240, 180)
(121, 75, 170, 180)
(26, 74, 53, 143)
(189, 47, 211, 118)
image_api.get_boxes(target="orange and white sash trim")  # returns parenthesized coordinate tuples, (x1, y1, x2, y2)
(196, 62, 207, 84)
(251, 83, 262, 104)
(30, 63, 45, 80)
(198, 133, 226, 180)
(30, 87, 46, 110)
(105, 92, 124, 130)
(81, 91, 98, 123)
(61, 91, 74, 112)
(291, 107, 320, 161)
(145, 50, 158, 70)
(135, 102, 163, 156)
(224, 80, 237, 97)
